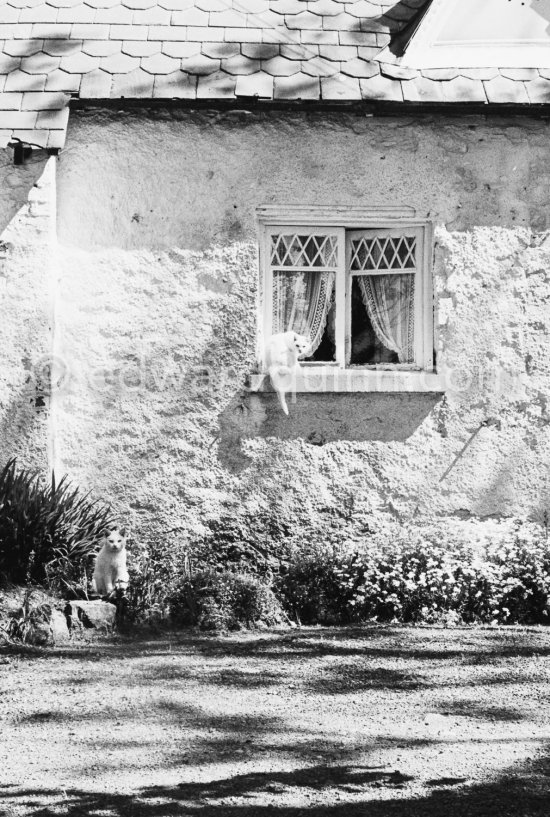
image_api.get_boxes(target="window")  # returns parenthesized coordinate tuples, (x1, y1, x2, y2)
(256, 207, 438, 392)
(251, 205, 443, 392)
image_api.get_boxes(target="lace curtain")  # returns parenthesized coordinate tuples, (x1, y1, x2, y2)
(357, 274, 415, 363)
(272, 271, 335, 354)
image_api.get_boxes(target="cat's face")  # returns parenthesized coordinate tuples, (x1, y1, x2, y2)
(291, 333, 311, 358)
(104, 528, 126, 552)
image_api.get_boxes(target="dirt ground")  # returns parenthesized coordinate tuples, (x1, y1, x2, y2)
(1, 625, 550, 816)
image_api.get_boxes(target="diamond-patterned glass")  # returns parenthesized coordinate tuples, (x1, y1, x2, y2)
(350, 236, 417, 272)
(271, 234, 338, 269)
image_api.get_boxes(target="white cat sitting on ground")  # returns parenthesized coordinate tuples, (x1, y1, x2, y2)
(92, 528, 129, 597)
(265, 331, 311, 415)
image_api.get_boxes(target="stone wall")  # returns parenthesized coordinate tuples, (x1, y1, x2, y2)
(3, 107, 550, 553)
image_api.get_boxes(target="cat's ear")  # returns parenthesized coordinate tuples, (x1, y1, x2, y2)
(119, 527, 126, 537)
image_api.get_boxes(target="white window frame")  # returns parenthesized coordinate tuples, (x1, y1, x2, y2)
(254, 206, 444, 393)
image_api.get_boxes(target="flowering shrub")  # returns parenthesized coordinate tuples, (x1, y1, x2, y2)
(276, 521, 550, 625)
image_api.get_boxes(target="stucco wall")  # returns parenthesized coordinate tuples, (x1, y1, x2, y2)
(11, 107, 550, 549)
(0, 151, 54, 471)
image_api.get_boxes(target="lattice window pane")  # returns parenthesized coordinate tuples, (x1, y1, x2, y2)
(350, 235, 417, 272)
(271, 234, 338, 269)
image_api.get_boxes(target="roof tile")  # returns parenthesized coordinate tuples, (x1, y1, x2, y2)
(201, 41, 240, 58)
(79, 67, 112, 95)
(285, 11, 323, 29)
(420, 68, 459, 81)
(21, 90, 68, 110)
(43, 38, 83, 56)
(60, 52, 101, 73)
(45, 69, 81, 90)
(157, 0, 195, 7)
(152, 69, 196, 96)
(0, 55, 22, 73)
(69, 24, 111, 39)
(94, 6, 134, 23)
(36, 106, 70, 129)
(132, 6, 170, 24)
(301, 56, 339, 76)
(161, 41, 200, 57)
(262, 55, 302, 76)
(19, 4, 58, 24)
(459, 68, 500, 81)
(20, 52, 59, 73)
(499, 68, 539, 82)
(525, 77, 550, 104)
(341, 56, 379, 78)
(359, 74, 403, 101)
(306, 0, 342, 16)
(274, 72, 319, 99)
(84, 40, 124, 56)
(119, 0, 157, 9)
(442, 76, 487, 104)
(186, 25, 224, 41)
(109, 23, 149, 39)
(345, 0, 382, 16)
(100, 51, 140, 72)
(402, 75, 445, 102)
(141, 52, 179, 73)
(3, 110, 38, 128)
(31, 24, 72, 38)
(147, 25, 188, 40)
(0, 92, 23, 110)
(121, 40, 159, 55)
(1, 5, 21, 23)
(196, 69, 236, 97)
(3, 39, 44, 57)
(208, 9, 248, 27)
(270, 0, 304, 14)
(235, 70, 273, 97)
(5, 69, 47, 91)
(379, 62, 418, 81)
(321, 73, 361, 98)
(484, 75, 530, 104)
(58, 5, 96, 23)
(111, 66, 154, 95)
(339, 30, 377, 46)
(241, 42, 279, 60)
(223, 27, 264, 42)
(322, 12, 362, 31)
(221, 54, 260, 75)
(181, 54, 220, 74)
(171, 8, 208, 25)
(13, 127, 50, 146)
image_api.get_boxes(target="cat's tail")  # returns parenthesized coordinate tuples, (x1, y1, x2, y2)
(268, 365, 294, 415)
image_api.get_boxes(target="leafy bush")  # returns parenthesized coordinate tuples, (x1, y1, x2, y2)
(276, 523, 550, 626)
(170, 569, 288, 631)
(0, 459, 115, 593)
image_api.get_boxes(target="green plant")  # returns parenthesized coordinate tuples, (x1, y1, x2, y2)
(0, 458, 115, 593)
(170, 569, 288, 631)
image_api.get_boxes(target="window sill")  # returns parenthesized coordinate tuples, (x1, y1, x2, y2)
(248, 369, 446, 394)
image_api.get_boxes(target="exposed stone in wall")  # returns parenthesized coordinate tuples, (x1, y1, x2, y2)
(2, 107, 550, 555)
(0, 154, 55, 470)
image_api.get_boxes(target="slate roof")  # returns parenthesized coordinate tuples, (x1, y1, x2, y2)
(1, 0, 550, 152)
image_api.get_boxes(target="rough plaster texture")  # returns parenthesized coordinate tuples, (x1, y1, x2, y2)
(3, 107, 550, 553)
(0, 151, 54, 471)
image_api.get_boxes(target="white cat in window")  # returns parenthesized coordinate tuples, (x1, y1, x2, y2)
(264, 331, 311, 415)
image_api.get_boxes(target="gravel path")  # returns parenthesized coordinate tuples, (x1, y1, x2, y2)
(1, 626, 550, 816)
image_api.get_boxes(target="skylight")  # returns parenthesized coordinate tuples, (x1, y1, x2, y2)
(394, 0, 550, 68)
